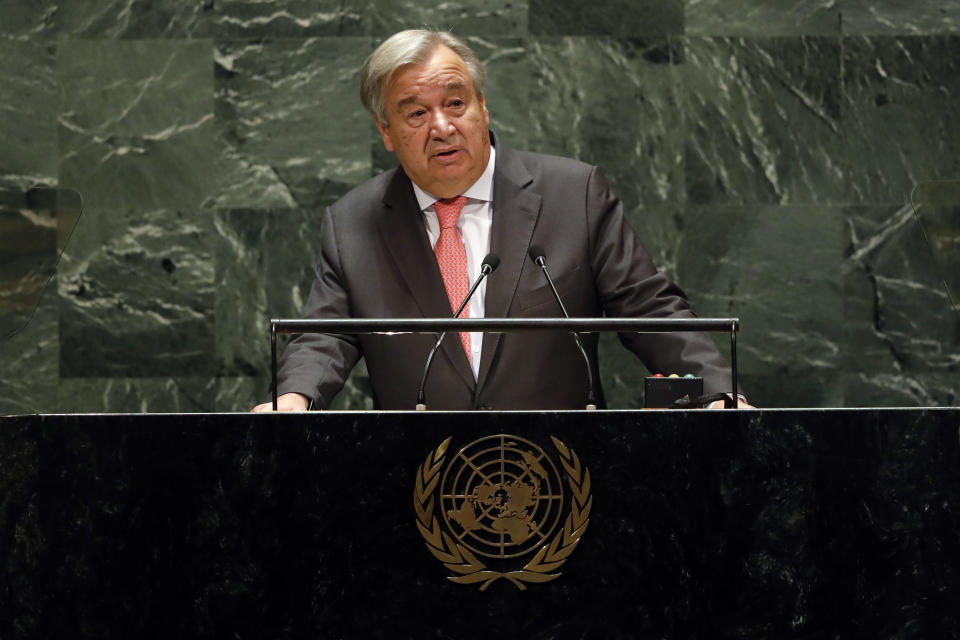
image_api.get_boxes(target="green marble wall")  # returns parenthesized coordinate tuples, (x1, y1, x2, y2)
(1, 0, 958, 412)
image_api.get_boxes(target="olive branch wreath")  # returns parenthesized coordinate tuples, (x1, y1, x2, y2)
(413, 436, 592, 591)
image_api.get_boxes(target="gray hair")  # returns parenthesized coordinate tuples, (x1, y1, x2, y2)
(360, 30, 486, 127)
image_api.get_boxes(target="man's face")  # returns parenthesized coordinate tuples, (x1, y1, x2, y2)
(376, 46, 491, 199)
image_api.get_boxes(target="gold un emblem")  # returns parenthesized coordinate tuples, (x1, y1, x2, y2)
(414, 434, 592, 590)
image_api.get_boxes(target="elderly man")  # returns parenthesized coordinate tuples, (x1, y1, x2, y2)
(254, 29, 746, 412)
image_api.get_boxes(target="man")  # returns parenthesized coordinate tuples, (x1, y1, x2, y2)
(253, 29, 748, 412)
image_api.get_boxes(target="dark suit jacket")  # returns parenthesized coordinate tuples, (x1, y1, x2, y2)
(277, 140, 734, 409)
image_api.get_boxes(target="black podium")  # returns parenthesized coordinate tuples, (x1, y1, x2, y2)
(2, 409, 959, 638)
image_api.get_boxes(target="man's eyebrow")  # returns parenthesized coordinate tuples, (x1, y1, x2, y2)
(394, 81, 468, 109)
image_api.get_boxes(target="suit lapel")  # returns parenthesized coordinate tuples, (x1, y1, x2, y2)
(378, 167, 476, 392)
(477, 146, 542, 391)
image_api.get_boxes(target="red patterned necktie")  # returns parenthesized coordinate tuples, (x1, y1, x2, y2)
(433, 196, 471, 365)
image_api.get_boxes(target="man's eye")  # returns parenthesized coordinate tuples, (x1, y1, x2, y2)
(450, 99, 464, 107)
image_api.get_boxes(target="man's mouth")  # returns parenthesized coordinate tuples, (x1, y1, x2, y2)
(434, 148, 460, 158)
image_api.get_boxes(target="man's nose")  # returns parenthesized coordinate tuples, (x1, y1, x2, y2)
(429, 111, 455, 138)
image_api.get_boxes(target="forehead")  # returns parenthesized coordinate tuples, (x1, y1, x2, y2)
(386, 46, 474, 102)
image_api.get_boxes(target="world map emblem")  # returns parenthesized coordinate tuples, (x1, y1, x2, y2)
(414, 434, 592, 590)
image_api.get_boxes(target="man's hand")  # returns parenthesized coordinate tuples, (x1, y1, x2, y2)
(707, 398, 755, 409)
(251, 392, 310, 412)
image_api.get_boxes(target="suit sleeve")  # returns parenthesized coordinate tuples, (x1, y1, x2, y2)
(276, 207, 362, 408)
(585, 166, 736, 396)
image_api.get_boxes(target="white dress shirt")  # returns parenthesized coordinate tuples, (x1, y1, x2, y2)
(412, 145, 496, 380)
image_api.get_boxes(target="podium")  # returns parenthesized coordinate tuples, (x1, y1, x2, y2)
(2, 408, 959, 638)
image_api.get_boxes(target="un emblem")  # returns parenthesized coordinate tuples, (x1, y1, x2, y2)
(414, 434, 592, 590)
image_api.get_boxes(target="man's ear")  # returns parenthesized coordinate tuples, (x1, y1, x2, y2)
(375, 118, 395, 152)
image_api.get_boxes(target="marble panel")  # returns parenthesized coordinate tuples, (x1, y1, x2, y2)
(913, 192, 960, 309)
(630, 200, 686, 281)
(1, 190, 82, 338)
(211, 208, 271, 379)
(840, 36, 960, 203)
(210, 375, 270, 412)
(213, 207, 374, 409)
(212, 38, 371, 209)
(529, 0, 683, 36)
(686, 0, 841, 36)
(56, 377, 214, 412)
(0, 41, 57, 290)
(214, 0, 366, 38)
(742, 369, 845, 408)
(527, 37, 685, 205)
(0, 0, 56, 38)
(54, 0, 214, 39)
(369, 0, 527, 37)
(57, 40, 215, 211)
(0, 204, 56, 341)
(676, 205, 845, 408)
(54, 375, 321, 413)
(213, 207, 321, 377)
(842, 203, 959, 405)
(259, 212, 328, 319)
(841, 0, 960, 35)
(57, 208, 215, 378)
(0, 41, 57, 185)
(842, 372, 958, 406)
(682, 37, 844, 205)
(0, 282, 59, 415)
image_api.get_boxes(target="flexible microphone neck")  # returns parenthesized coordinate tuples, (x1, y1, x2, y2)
(416, 254, 500, 410)
(528, 246, 597, 410)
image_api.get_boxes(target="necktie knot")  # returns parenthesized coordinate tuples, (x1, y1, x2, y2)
(435, 196, 467, 230)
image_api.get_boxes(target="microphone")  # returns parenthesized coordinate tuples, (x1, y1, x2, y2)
(527, 245, 597, 410)
(416, 253, 500, 410)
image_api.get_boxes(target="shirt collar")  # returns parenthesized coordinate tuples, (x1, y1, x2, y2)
(412, 144, 496, 212)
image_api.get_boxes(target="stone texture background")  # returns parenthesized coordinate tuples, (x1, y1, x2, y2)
(1, 0, 958, 412)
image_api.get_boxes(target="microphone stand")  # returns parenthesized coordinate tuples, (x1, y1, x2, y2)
(416, 255, 499, 410)
(529, 248, 598, 410)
